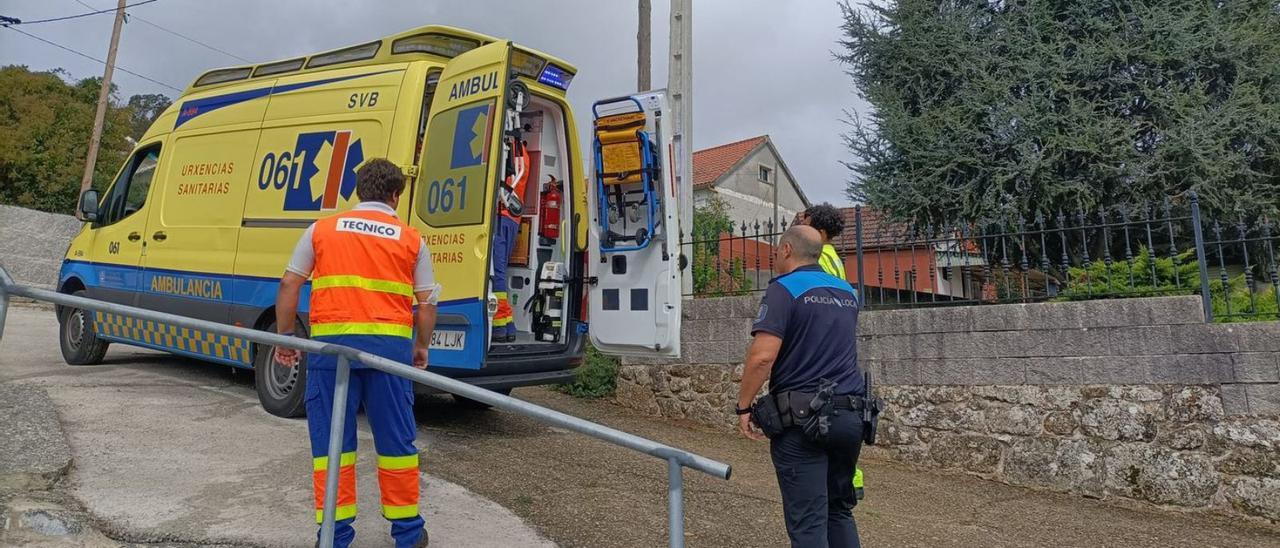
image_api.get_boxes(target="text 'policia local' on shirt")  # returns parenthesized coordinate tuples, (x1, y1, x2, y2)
(751, 264, 865, 396)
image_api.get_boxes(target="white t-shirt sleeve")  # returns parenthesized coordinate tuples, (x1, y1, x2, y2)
(285, 225, 317, 277)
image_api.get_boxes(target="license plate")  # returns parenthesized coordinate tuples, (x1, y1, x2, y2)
(429, 330, 466, 351)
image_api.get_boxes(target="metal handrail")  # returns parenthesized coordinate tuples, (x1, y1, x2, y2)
(0, 265, 730, 548)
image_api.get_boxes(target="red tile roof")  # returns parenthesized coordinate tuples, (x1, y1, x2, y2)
(831, 206, 918, 252)
(692, 135, 767, 189)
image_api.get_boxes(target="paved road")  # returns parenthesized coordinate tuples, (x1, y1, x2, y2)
(0, 305, 554, 548)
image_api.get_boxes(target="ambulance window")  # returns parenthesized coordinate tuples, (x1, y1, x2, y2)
(99, 145, 161, 226)
(414, 70, 442, 165)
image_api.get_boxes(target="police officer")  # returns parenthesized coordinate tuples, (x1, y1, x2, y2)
(736, 225, 865, 548)
(274, 159, 439, 548)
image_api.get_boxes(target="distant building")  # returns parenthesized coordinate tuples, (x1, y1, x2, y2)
(831, 207, 985, 302)
(692, 135, 810, 226)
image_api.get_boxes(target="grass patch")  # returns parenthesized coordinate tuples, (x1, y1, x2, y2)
(555, 343, 619, 399)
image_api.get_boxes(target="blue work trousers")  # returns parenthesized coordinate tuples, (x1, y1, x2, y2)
(306, 358, 425, 548)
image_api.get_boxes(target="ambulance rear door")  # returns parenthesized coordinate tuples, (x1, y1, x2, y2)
(587, 92, 683, 358)
(414, 41, 516, 369)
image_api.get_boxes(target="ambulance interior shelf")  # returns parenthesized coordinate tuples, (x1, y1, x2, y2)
(592, 98, 664, 256)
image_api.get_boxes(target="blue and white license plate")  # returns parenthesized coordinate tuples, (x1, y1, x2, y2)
(429, 330, 466, 351)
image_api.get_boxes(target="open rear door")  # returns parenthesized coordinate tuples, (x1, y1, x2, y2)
(587, 92, 682, 358)
(415, 41, 513, 369)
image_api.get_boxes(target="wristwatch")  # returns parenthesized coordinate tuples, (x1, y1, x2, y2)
(734, 405, 752, 416)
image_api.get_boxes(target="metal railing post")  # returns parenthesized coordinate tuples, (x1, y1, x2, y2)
(319, 355, 352, 548)
(1190, 192, 1214, 322)
(667, 458, 684, 548)
(0, 265, 11, 345)
(855, 206, 866, 307)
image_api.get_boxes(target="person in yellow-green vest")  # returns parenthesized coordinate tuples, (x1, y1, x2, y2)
(794, 203, 865, 501)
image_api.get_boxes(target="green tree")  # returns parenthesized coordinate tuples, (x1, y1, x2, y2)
(838, 1, 1280, 227)
(126, 93, 172, 140)
(0, 66, 132, 213)
(691, 196, 751, 296)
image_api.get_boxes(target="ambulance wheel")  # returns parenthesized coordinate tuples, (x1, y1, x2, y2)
(451, 387, 511, 410)
(254, 321, 308, 418)
(59, 291, 108, 366)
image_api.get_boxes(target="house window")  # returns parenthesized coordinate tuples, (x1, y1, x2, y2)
(758, 164, 774, 184)
(694, 194, 709, 209)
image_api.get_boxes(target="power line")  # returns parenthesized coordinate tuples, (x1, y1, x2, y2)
(5, 0, 159, 25)
(74, 0, 250, 63)
(4, 25, 182, 92)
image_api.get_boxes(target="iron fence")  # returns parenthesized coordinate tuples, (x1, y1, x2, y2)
(0, 265, 730, 548)
(680, 193, 1280, 323)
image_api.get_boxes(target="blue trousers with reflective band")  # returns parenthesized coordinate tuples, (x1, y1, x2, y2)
(307, 336, 424, 548)
(491, 215, 519, 337)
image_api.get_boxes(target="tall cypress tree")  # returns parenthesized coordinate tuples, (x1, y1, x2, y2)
(839, 0, 1280, 226)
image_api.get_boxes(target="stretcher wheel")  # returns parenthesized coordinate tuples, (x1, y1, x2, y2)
(635, 228, 649, 246)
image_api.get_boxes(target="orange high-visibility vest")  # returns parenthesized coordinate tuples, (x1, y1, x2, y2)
(309, 208, 421, 338)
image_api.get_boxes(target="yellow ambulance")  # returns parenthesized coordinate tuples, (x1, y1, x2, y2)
(56, 25, 683, 417)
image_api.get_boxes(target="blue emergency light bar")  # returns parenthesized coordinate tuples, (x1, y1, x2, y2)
(538, 64, 573, 91)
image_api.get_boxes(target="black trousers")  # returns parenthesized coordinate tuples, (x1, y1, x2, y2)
(770, 409, 864, 548)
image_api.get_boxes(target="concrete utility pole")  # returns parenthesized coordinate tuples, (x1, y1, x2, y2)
(638, 0, 651, 91)
(669, 0, 693, 295)
(78, 0, 127, 215)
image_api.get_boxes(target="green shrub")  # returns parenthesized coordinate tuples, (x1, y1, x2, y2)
(555, 344, 619, 399)
(1056, 246, 1279, 322)
(1211, 279, 1279, 322)
(1057, 247, 1200, 299)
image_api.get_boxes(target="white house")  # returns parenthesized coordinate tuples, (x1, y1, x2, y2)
(692, 135, 810, 226)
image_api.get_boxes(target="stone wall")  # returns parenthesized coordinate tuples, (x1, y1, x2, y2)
(616, 295, 1280, 522)
(0, 205, 82, 289)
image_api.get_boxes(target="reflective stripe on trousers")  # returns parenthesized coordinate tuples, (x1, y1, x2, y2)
(306, 366, 425, 547)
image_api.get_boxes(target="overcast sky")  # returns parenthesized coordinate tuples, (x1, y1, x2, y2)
(1, 0, 866, 209)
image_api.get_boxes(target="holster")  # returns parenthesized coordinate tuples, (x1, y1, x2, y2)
(862, 371, 885, 445)
(799, 379, 837, 444)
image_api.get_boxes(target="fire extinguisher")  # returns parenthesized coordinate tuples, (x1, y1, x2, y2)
(539, 175, 561, 240)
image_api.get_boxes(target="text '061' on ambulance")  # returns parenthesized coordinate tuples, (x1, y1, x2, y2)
(57, 25, 685, 416)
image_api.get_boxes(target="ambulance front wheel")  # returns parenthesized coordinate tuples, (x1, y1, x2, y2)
(254, 321, 308, 418)
(59, 291, 109, 366)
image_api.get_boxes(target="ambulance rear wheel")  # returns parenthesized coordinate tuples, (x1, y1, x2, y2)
(451, 387, 511, 410)
(59, 291, 108, 366)
(254, 321, 308, 418)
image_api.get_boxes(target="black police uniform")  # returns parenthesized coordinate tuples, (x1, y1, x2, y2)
(752, 264, 865, 548)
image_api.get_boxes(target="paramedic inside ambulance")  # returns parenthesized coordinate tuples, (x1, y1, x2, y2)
(273, 158, 439, 548)
(491, 127, 532, 343)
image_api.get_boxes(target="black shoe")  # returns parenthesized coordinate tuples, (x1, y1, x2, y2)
(412, 528, 430, 547)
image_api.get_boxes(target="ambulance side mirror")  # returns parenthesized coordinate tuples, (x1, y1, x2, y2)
(78, 190, 100, 223)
